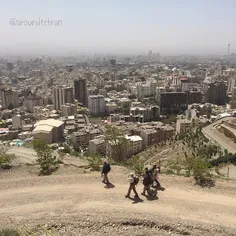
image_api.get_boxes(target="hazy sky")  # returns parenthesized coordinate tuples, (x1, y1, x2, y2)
(0, 0, 236, 56)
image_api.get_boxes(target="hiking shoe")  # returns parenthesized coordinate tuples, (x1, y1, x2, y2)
(125, 195, 129, 198)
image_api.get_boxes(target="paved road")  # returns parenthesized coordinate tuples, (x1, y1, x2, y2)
(219, 164, 236, 179)
(203, 117, 236, 154)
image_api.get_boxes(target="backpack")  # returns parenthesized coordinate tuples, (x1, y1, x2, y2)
(133, 176, 139, 185)
(148, 169, 153, 176)
(107, 164, 111, 172)
(103, 163, 111, 173)
(143, 174, 152, 186)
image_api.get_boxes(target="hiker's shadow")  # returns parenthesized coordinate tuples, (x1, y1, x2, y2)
(129, 197, 144, 204)
(156, 186, 165, 191)
(104, 183, 115, 189)
(144, 194, 159, 201)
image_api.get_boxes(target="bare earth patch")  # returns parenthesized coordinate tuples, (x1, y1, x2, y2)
(0, 165, 235, 235)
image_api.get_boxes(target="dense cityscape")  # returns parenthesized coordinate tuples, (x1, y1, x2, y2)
(1, 53, 236, 157)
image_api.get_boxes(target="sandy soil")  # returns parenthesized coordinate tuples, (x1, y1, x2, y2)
(0, 165, 236, 236)
(6, 146, 37, 164)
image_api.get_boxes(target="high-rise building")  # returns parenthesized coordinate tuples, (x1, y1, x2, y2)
(159, 92, 188, 114)
(63, 87, 74, 104)
(203, 81, 227, 105)
(88, 95, 105, 115)
(110, 59, 116, 66)
(0, 89, 19, 109)
(25, 95, 43, 113)
(227, 77, 236, 93)
(52, 86, 74, 110)
(74, 78, 87, 106)
(61, 103, 77, 117)
(7, 62, 14, 70)
(12, 114, 24, 129)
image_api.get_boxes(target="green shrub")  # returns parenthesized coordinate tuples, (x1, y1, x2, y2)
(70, 150, 80, 157)
(87, 155, 102, 171)
(167, 155, 214, 187)
(62, 144, 71, 154)
(33, 139, 58, 175)
(167, 156, 183, 175)
(127, 156, 145, 176)
(0, 154, 14, 169)
(0, 229, 20, 236)
(211, 153, 236, 166)
(192, 158, 212, 182)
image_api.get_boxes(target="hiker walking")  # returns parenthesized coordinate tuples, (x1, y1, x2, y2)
(152, 165, 161, 188)
(141, 168, 152, 196)
(101, 161, 111, 184)
(125, 173, 140, 198)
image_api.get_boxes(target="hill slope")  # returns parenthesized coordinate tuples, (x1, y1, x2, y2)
(0, 165, 236, 236)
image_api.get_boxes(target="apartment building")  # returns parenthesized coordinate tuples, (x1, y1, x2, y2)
(12, 114, 24, 129)
(61, 103, 77, 117)
(71, 128, 102, 148)
(89, 136, 105, 156)
(125, 135, 143, 156)
(52, 86, 74, 110)
(25, 95, 43, 113)
(88, 95, 105, 116)
(129, 123, 174, 147)
(203, 81, 227, 105)
(74, 78, 87, 106)
(0, 89, 19, 109)
(159, 92, 188, 114)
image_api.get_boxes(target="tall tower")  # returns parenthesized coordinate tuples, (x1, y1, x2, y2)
(0, 89, 19, 109)
(74, 78, 87, 106)
(52, 86, 74, 110)
(228, 43, 231, 55)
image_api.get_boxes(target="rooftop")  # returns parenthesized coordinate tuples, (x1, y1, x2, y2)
(32, 125, 53, 133)
(90, 138, 105, 145)
(35, 119, 64, 128)
(125, 135, 142, 142)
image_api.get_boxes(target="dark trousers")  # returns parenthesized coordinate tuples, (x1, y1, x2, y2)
(142, 185, 150, 195)
(126, 183, 139, 197)
(103, 173, 109, 183)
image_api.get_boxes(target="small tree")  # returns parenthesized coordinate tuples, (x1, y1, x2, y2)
(33, 139, 58, 175)
(0, 144, 14, 169)
(87, 154, 102, 171)
(0, 154, 13, 169)
(182, 155, 195, 177)
(105, 125, 128, 162)
(193, 158, 213, 187)
(128, 155, 145, 176)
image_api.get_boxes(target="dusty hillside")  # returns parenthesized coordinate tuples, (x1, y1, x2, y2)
(0, 165, 236, 236)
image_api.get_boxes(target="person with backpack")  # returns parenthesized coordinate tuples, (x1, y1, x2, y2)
(141, 168, 152, 196)
(101, 161, 111, 184)
(125, 173, 140, 199)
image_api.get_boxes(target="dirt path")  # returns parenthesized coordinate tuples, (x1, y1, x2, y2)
(0, 166, 236, 235)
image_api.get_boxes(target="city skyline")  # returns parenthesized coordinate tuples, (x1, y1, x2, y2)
(0, 0, 236, 56)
